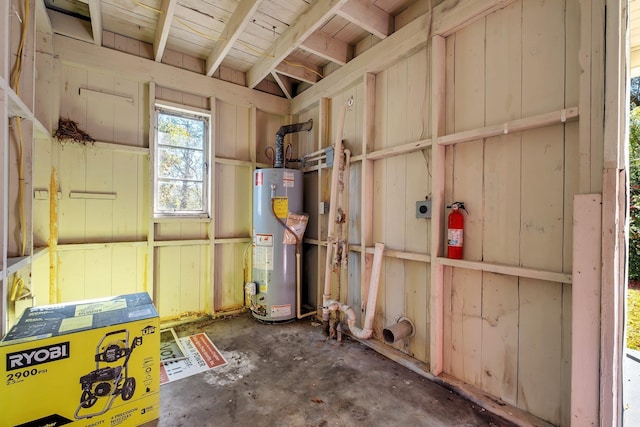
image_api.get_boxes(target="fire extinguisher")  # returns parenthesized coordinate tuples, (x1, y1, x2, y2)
(447, 202, 467, 259)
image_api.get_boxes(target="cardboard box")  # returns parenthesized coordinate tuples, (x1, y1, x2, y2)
(0, 293, 160, 427)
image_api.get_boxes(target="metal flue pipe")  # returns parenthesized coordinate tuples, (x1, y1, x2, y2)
(274, 119, 313, 168)
(383, 318, 415, 344)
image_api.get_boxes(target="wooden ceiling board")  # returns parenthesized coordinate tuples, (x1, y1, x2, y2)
(333, 21, 370, 45)
(372, 0, 408, 14)
(100, 16, 157, 44)
(317, 15, 351, 37)
(45, 0, 89, 17)
(45, 0, 416, 96)
(288, 47, 330, 69)
(101, 4, 159, 41)
(179, 0, 237, 17)
(257, 0, 310, 27)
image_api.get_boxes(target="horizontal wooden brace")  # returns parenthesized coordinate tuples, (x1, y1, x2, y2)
(215, 157, 253, 167)
(349, 245, 431, 263)
(213, 237, 252, 244)
(93, 141, 149, 155)
(57, 241, 147, 251)
(437, 107, 579, 146)
(69, 191, 117, 200)
(435, 257, 572, 283)
(154, 239, 209, 247)
(79, 87, 134, 103)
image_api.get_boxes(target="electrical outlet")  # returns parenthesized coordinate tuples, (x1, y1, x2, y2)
(416, 200, 432, 218)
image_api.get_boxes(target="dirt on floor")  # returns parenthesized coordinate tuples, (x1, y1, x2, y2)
(158, 312, 516, 427)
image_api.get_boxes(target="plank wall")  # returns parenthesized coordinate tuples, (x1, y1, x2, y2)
(292, 1, 582, 425)
(441, 2, 577, 425)
(31, 39, 289, 321)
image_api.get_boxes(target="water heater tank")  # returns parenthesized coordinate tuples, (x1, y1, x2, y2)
(250, 168, 303, 322)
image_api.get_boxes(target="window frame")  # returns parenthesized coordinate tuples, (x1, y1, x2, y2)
(153, 103, 211, 219)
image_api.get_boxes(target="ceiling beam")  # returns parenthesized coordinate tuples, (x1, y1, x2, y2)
(206, 0, 263, 76)
(275, 60, 322, 85)
(300, 32, 353, 65)
(246, 0, 349, 89)
(87, 0, 102, 46)
(153, 0, 178, 62)
(271, 72, 295, 99)
(337, 0, 393, 39)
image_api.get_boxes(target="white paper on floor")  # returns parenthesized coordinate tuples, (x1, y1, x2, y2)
(160, 333, 228, 384)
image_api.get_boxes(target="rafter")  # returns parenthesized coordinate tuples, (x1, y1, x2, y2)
(246, 0, 349, 89)
(337, 0, 393, 39)
(275, 60, 322, 85)
(78, 0, 103, 45)
(153, 0, 178, 62)
(206, 0, 263, 76)
(271, 71, 295, 99)
(300, 32, 353, 66)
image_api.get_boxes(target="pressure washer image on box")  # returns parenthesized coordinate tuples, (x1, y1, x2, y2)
(74, 329, 142, 419)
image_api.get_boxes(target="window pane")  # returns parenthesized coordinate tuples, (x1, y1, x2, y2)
(158, 146, 204, 180)
(158, 113, 205, 149)
(157, 180, 204, 212)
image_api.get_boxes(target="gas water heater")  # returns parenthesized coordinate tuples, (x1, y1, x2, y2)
(249, 120, 312, 322)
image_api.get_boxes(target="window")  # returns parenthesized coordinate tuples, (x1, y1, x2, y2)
(154, 105, 210, 217)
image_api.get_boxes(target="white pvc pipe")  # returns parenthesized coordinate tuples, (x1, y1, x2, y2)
(325, 242, 385, 340)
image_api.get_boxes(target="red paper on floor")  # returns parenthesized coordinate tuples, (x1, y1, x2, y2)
(160, 333, 227, 384)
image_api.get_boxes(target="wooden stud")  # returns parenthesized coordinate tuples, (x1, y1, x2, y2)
(429, 34, 446, 376)
(147, 81, 156, 304)
(570, 194, 602, 426)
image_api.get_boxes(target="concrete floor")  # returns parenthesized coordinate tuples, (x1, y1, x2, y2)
(158, 312, 514, 427)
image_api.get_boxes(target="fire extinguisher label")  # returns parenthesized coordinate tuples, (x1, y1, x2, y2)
(448, 229, 463, 247)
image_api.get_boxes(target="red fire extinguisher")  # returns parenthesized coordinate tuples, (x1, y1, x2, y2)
(447, 202, 466, 259)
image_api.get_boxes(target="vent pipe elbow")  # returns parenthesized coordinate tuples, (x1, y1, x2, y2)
(274, 119, 313, 168)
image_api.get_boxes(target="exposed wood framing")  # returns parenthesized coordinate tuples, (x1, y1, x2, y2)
(209, 96, 217, 315)
(271, 71, 294, 100)
(300, 32, 353, 66)
(153, 0, 177, 62)
(87, 0, 102, 46)
(337, 0, 392, 39)
(54, 35, 290, 115)
(599, 0, 625, 425)
(571, 194, 602, 426)
(246, 0, 349, 88)
(437, 107, 578, 146)
(205, 0, 262, 76)
(275, 61, 321, 85)
(436, 257, 572, 284)
(292, 0, 517, 114)
(429, 34, 446, 376)
(147, 81, 156, 304)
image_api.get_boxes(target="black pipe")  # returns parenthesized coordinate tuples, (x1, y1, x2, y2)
(274, 119, 313, 168)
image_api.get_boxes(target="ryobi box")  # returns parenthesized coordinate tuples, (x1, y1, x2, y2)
(0, 293, 160, 427)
